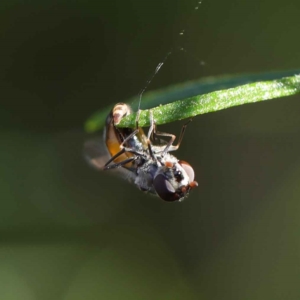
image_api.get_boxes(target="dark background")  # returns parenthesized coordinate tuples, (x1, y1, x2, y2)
(1, 0, 300, 299)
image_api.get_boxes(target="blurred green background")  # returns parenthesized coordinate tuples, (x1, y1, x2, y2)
(1, 0, 300, 299)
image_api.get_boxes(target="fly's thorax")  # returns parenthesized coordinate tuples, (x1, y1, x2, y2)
(134, 155, 158, 193)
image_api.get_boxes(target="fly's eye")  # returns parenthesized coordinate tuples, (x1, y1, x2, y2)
(153, 174, 180, 202)
(178, 160, 195, 182)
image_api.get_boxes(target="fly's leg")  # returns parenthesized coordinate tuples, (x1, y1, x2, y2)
(153, 119, 192, 156)
(104, 157, 136, 170)
(119, 129, 139, 148)
(135, 109, 141, 130)
(105, 108, 149, 170)
(146, 110, 157, 161)
(147, 110, 155, 140)
(116, 110, 141, 148)
(104, 147, 144, 169)
(119, 108, 148, 148)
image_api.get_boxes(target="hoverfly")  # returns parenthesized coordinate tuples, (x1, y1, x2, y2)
(84, 102, 198, 202)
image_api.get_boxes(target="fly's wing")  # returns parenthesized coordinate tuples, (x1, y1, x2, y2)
(83, 135, 110, 170)
(83, 134, 136, 182)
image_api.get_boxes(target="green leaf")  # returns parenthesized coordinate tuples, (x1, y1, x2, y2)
(85, 69, 300, 132)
